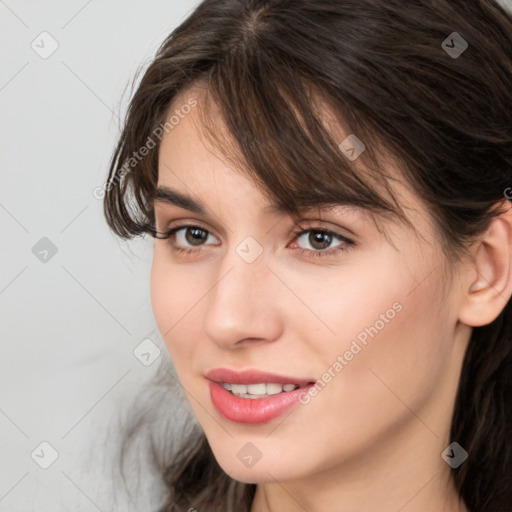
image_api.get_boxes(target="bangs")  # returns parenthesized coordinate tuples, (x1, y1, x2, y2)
(186, 65, 407, 228)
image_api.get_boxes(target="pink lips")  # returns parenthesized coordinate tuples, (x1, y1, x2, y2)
(206, 368, 315, 424)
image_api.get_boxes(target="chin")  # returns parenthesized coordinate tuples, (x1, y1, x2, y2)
(207, 439, 307, 484)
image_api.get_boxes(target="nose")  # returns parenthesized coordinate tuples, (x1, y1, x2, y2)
(201, 245, 284, 350)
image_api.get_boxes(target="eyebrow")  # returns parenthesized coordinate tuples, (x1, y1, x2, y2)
(152, 184, 360, 220)
(153, 185, 208, 215)
(153, 184, 294, 215)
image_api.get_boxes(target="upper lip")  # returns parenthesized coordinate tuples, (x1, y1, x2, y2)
(205, 368, 315, 387)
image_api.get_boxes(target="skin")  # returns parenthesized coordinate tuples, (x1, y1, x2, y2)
(149, 85, 512, 512)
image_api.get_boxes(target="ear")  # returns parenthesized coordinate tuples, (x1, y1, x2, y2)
(458, 201, 512, 327)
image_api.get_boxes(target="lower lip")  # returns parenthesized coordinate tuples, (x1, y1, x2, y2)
(208, 381, 313, 424)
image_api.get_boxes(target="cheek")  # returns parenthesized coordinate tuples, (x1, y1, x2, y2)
(301, 249, 452, 416)
(314, 268, 453, 440)
(363, 278, 453, 401)
(149, 251, 203, 361)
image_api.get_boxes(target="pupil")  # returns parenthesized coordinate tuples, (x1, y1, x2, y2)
(310, 231, 331, 250)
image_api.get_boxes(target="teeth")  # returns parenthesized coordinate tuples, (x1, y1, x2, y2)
(247, 383, 267, 395)
(221, 382, 299, 397)
(266, 383, 283, 395)
(231, 384, 247, 394)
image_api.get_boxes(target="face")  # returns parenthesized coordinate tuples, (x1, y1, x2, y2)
(150, 86, 470, 488)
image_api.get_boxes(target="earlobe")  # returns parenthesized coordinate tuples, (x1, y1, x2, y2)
(458, 201, 512, 327)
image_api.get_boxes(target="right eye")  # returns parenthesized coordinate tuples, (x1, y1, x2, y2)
(155, 224, 220, 255)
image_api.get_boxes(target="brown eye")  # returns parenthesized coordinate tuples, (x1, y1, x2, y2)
(290, 227, 355, 259)
(296, 229, 343, 251)
(307, 231, 334, 250)
(184, 227, 209, 246)
(163, 225, 219, 251)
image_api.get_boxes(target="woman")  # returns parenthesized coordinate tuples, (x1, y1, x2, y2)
(103, 0, 512, 510)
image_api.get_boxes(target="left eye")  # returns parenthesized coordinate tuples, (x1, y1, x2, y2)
(293, 229, 345, 251)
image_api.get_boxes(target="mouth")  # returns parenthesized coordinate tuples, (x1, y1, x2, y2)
(205, 368, 316, 424)
(219, 381, 307, 398)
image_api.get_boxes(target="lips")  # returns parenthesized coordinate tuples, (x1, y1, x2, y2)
(206, 368, 316, 424)
(207, 367, 315, 384)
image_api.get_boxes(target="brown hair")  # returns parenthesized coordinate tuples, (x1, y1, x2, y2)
(104, 1, 512, 510)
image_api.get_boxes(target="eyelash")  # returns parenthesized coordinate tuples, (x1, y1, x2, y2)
(155, 224, 355, 259)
